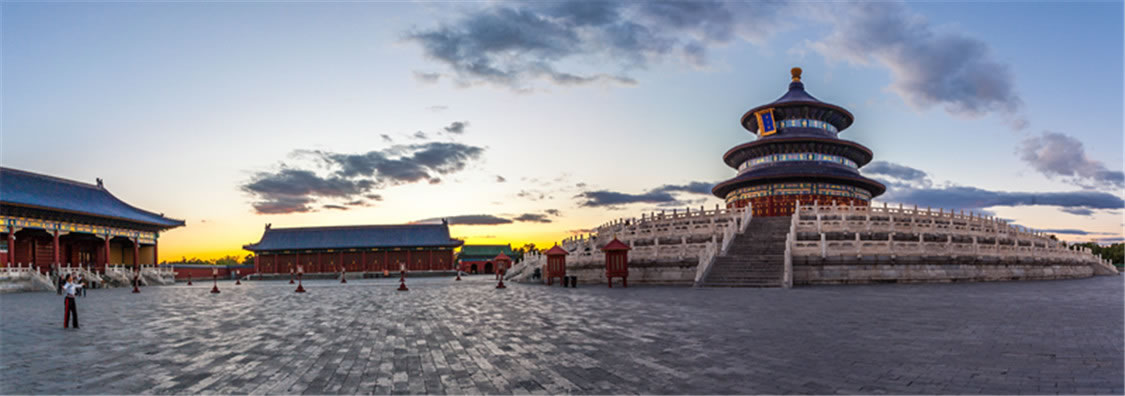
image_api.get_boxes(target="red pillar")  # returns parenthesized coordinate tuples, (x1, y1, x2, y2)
(316, 252, 322, 273)
(132, 238, 139, 271)
(153, 239, 159, 265)
(254, 253, 260, 274)
(53, 230, 60, 267)
(103, 235, 110, 268)
(383, 251, 389, 271)
(361, 251, 367, 272)
(339, 251, 343, 272)
(7, 227, 14, 266)
(428, 250, 434, 271)
(407, 250, 412, 271)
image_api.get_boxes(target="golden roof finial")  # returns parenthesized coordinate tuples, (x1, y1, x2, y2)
(791, 67, 802, 82)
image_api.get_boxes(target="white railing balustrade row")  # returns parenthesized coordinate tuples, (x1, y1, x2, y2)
(787, 200, 1115, 272)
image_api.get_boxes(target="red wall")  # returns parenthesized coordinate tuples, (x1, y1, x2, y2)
(254, 248, 454, 274)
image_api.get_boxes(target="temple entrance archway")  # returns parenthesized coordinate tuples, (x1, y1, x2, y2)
(470, 264, 478, 274)
(483, 262, 493, 274)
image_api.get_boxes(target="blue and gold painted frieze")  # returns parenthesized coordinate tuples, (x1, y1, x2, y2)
(1, 215, 157, 243)
(724, 182, 872, 204)
(738, 152, 858, 172)
(778, 118, 838, 133)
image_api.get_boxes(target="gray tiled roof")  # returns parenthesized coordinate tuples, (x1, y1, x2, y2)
(0, 167, 185, 228)
(244, 223, 463, 251)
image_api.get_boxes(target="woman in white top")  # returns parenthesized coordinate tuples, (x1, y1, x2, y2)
(62, 274, 84, 329)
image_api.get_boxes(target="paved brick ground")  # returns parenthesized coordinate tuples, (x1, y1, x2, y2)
(1, 275, 1121, 395)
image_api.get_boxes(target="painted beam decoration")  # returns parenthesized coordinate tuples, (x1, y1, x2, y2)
(1, 215, 158, 243)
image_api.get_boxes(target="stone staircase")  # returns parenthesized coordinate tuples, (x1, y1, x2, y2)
(701, 217, 791, 287)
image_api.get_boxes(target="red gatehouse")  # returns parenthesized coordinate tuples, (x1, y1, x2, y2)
(0, 167, 185, 273)
(712, 68, 885, 217)
(243, 221, 463, 274)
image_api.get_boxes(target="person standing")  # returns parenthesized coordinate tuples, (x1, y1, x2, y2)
(62, 274, 84, 329)
(77, 274, 87, 297)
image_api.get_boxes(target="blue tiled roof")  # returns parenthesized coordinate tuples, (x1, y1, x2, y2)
(244, 223, 464, 251)
(0, 167, 185, 228)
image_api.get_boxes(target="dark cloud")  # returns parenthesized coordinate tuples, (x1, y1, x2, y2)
(405, 2, 780, 90)
(444, 121, 468, 134)
(323, 204, 349, 211)
(517, 190, 547, 201)
(496, 175, 506, 183)
(413, 71, 443, 83)
(251, 195, 315, 215)
(811, 2, 1021, 117)
(863, 161, 930, 186)
(576, 190, 678, 207)
(427, 105, 449, 112)
(545, 209, 561, 216)
(418, 214, 513, 225)
(651, 181, 714, 195)
(413, 131, 428, 139)
(1060, 207, 1095, 216)
(513, 213, 552, 223)
(868, 161, 1124, 213)
(885, 184, 1124, 212)
(576, 180, 719, 207)
(242, 141, 485, 214)
(380, 134, 393, 143)
(1018, 131, 1124, 189)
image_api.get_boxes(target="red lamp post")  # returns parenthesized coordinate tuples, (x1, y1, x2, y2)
(210, 267, 220, 294)
(289, 265, 295, 284)
(295, 265, 306, 293)
(341, 264, 347, 284)
(397, 262, 409, 291)
(132, 267, 141, 293)
(494, 253, 511, 289)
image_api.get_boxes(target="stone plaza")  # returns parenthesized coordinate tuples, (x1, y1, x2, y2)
(1, 276, 1122, 395)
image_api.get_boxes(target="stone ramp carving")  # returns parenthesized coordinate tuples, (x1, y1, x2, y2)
(700, 217, 791, 287)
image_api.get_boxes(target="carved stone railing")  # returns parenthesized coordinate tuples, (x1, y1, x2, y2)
(787, 201, 1117, 273)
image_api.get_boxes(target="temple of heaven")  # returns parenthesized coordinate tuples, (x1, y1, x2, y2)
(712, 68, 886, 217)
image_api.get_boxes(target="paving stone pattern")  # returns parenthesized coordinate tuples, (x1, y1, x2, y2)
(1, 275, 1122, 394)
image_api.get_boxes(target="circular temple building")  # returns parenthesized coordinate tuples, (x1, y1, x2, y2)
(713, 68, 886, 217)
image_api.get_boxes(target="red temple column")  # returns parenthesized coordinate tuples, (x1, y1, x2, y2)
(7, 227, 15, 266)
(316, 252, 322, 273)
(153, 239, 159, 265)
(428, 250, 434, 271)
(132, 238, 139, 271)
(339, 251, 343, 272)
(361, 251, 367, 272)
(53, 230, 60, 267)
(103, 235, 110, 267)
(407, 250, 412, 271)
(254, 253, 260, 274)
(383, 251, 389, 271)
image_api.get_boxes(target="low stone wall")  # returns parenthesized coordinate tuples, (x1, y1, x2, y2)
(564, 260, 698, 286)
(793, 256, 1096, 285)
(0, 272, 53, 293)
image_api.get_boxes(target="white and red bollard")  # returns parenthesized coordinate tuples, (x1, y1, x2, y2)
(187, 274, 192, 286)
(210, 267, 220, 294)
(496, 269, 506, 289)
(235, 270, 241, 285)
(289, 268, 295, 284)
(455, 270, 461, 281)
(397, 263, 409, 291)
(295, 265, 306, 293)
(132, 270, 140, 293)
(341, 268, 347, 284)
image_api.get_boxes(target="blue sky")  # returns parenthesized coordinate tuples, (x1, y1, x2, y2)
(2, 1, 1122, 259)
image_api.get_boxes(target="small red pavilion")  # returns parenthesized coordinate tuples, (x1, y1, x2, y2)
(543, 244, 568, 286)
(601, 238, 630, 288)
(493, 252, 511, 279)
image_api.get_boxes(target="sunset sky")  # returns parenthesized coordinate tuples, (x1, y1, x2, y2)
(3, 1, 1122, 261)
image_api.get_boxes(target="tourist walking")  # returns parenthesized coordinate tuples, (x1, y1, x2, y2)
(62, 274, 84, 329)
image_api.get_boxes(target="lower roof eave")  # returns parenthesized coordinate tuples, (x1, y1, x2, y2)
(711, 174, 886, 198)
